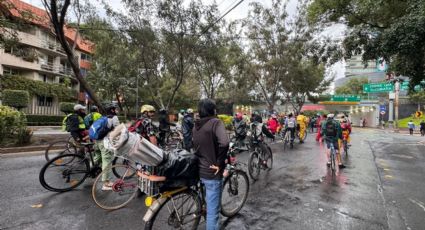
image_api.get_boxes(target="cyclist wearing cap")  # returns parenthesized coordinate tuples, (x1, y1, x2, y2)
(340, 115, 352, 144)
(182, 108, 194, 151)
(64, 104, 88, 142)
(136, 104, 158, 145)
(284, 113, 297, 148)
(233, 112, 247, 149)
(321, 113, 344, 168)
(94, 102, 120, 190)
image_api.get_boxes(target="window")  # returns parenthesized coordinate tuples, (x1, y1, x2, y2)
(81, 53, 92, 61)
(80, 68, 87, 77)
(3, 67, 20, 76)
(37, 96, 53, 107)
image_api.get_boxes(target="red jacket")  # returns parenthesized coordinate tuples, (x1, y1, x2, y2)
(267, 118, 279, 134)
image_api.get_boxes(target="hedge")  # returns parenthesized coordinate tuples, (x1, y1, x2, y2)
(2, 89, 29, 109)
(1, 74, 77, 101)
(0, 105, 29, 145)
(26, 114, 127, 126)
(59, 102, 75, 114)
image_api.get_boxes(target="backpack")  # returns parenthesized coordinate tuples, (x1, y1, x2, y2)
(325, 120, 337, 137)
(89, 116, 111, 140)
(62, 114, 75, 132)
(128, 119, 143, 133)
(287, 119, 295, 128)
(84, 113, 94, 128)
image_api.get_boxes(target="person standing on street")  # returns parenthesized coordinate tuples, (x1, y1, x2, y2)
(408, 120, 415, 135)
(233, 112, 247, 149)
(193, 99, 229, 230)
(182, 108, 194, 151)
(296, 112, 308, 143)
(420, 120, 425, 136)
(158, 109, 176, 147)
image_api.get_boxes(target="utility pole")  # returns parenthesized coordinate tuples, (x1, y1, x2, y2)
(136, 73, 139, 119)
(394, 78, 400, 132)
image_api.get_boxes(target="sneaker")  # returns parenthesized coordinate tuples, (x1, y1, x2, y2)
(101, 182, 114, 191)
(326, 162, 331, 167)
(338, 164, 346, 169)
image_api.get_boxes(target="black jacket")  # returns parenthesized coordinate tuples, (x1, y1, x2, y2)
(233, 119, 247, 137)
(193, 117, 229, 180)
(182, 114, 194, 137)
(158, 113, 175, 131)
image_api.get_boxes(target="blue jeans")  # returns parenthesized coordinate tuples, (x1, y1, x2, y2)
(201, 178, 223, 230)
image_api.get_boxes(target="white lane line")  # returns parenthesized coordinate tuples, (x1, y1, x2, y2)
(409, 198, 425, 212)
(391, 154, 414, 159)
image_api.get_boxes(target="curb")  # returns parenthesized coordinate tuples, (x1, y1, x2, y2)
(1, 150, 45, 158)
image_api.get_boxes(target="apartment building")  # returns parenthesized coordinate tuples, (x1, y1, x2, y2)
(0, 0, 93, 115)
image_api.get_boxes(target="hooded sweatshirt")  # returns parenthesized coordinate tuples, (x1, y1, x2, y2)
(193, 117, 229, 180)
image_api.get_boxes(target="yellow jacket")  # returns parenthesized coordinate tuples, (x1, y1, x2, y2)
(296, 115, 308, 127)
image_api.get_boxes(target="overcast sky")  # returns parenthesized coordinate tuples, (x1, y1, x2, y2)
(23, 0, 345, 81)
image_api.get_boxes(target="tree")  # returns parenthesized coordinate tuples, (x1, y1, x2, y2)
(335, 77, 368, 95)
(409, 91, 425, 111)
(308, 0, 425, 84)
(41, 0, 103, 111)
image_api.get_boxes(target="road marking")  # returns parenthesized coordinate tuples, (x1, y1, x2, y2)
(409, 198, 425, 212)
(383, 168, 390, 171)
(391, 154, 414, 159)
(384, 175, 393, 179)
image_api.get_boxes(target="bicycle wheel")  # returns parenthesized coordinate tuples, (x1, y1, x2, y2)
(145, 189, 201, 230)
(45, 140, 77, 162)
(39, 154, 89, 192)
(92, 164, 139, 210)
(221, 169, 250, 217)
(330, 150, 336, 174)
(166, 131, 183, 148)
(264, 146, 273, 170)
(302, 130, 308, 141)
(343, 140, 348, 156)
(112, 157, 137, 178)
(248, 151, 261, 180)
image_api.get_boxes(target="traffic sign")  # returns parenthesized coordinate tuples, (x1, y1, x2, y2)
(380, 111, 386, 115)
(415, 111, 423, 118)
(330, 95, 361, 102)
(363, 83, 394, 93)
(379, 105, 386, 112)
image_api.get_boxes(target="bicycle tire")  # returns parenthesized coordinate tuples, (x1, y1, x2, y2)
(45, 140, 78, 162)
(112, 157, 136, 178)
(265, 146, 273, 170)
(92, 164, 139, 210)
(330, 149, 336, 174)
(144, 189, 201, 230)
(343, 140, 348, 156)
(39, 153, 89, 192)
(221, 169, 250, 217)
(248, 151, 261, 180)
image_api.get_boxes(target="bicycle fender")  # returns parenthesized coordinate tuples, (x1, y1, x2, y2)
(143, 197, 167, 222)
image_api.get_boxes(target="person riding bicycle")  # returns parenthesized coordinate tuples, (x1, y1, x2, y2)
(65, 104, 88, 143)
(94, 102, 120, 191)
(296, 112, 308, 143)
(177, 109, 185, 127)
(135, 104, 158, 145)
(340, 116, 352, 144)
(316, 114, 327, 142)
(233, 112, 247, 149)
(182, 108, 194, 151)
(284, 113, 297, 148)
(84, 105, 102, 128)
(322, 114, 344, 168)
(158, 108, 176, 147)
(193, 99, 229, 230)
(267, 114, 279, 135)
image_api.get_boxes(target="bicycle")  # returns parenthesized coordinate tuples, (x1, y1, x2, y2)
(329, 140, 337, 174)
(39, 142, 102, 192)
(280, 128, 293, 151)
(247, 134, 273, 181)
(44, 137, 77, 163)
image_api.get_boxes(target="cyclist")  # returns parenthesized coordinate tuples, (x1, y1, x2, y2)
(284, 113, 297, 148)
(182, 108, 194, 151)
(233, 112, 247, 149)
(84, 105, 102, 128)
(136, 104, 158, 145)
(158, 108, 176, 147)
(316, 114, 327, 142)
(267, 114, 279, 135)
(193, 99, 229, 230)
(340, 116, 352, 150)
(177, 109, 185, 127)
(296, 112, 308, 143)
(65, 104, 88, 142)
(408, 120, 415, 135)
(94, 102, 120, 191)
(322, 114, 344, 168)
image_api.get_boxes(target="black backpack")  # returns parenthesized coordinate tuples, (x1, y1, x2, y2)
(325, 120, 337, 137)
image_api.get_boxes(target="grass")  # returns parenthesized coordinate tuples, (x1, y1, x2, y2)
(397, 116, 424, 128)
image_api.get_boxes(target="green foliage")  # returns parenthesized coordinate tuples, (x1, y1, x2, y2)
(1, 75, 77, 101)
(217, 114, 234, 130)
(308, 0, 425, 84)
(0, 105, 29, 145)
(308, 94, 331, 104)
(302, 110, 329, 118)
(26, 115, 65, 126)
(409, 91, 425, 103)
(2, 89, 29, 109)
(59, 102, 75, 114)
(335, 78, 368, 96)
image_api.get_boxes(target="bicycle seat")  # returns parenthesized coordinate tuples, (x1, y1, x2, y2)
(80, 142, 95, 146)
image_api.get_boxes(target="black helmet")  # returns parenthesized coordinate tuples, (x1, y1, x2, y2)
(90, 105, 98, 112)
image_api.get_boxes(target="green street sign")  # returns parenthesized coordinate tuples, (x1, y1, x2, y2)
(331, 95, 361, 102)
(363, 82, 394, 93)
(400, 82, 409, 91)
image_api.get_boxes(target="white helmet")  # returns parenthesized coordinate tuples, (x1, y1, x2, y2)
(327, 113, 335, 119)
(74, 104, 86, 111)
(187, 108, 194, 114)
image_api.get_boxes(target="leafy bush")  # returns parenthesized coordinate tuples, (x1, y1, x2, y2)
(2, 89, 29, 110)
(217, 114, 234, 130)
(0, 105, 29, 145)
(59, 102, 75, 114)
(26, 115, 65, 126)
(1, 74, 77, 101)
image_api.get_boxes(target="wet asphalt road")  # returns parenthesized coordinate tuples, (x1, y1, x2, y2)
(1, 128, 425, 230)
